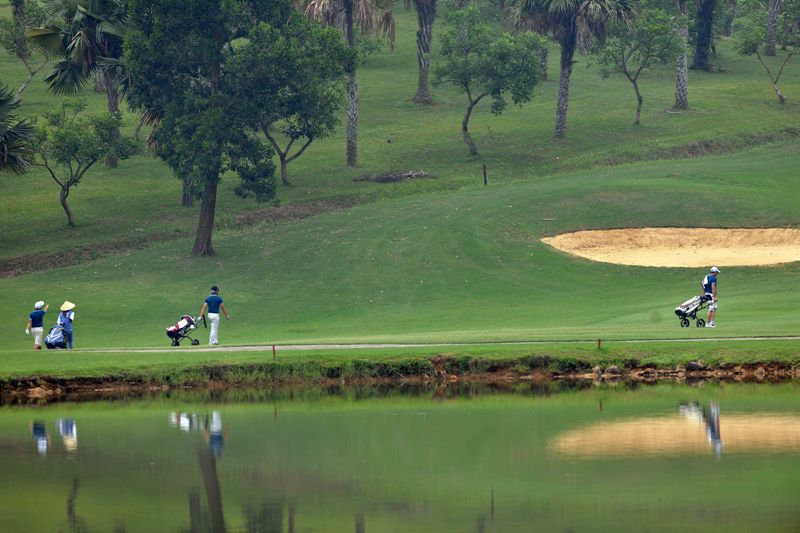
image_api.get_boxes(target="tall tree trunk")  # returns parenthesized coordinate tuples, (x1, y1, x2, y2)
(674, 0, 689, 109)
(344, 0, 358, 167)
(279, 157, 290, 185)
(692, 0, 716, 71)
(10, 0, 27, 60)
(413, 0, 436, 104)
(60, 187, 75, 227)
(632, 78, 643, 126)
(462, 98, 479, 155)
(538, 47, 548, 80)
(192, 176, 219, 256)
(182, 175, 193, 207)
(104, 70, 120, 168)
(725, 0, 737, 35)
(765, 0, 781, 56)
(554, 24, 577, 139)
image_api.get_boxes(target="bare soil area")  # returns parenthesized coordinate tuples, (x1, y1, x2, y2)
(541, 228, 800, 267)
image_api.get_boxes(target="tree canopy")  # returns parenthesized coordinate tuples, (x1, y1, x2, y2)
(0, 81, 34, 173)
(435, 6, 544, 155)
(228, 19, 352, 185)
(594, 7, 685, 124)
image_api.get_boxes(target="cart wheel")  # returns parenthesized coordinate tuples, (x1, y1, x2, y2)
(696, 319, 706, 328)
(191, 339, 200, 346)
(172, 340, 180, 347)
(680, 318, 690, 328)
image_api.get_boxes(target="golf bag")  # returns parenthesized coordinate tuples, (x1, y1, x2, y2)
(45, 325, 67, 349)
(674, 294, 712, 327)
(166, 315, 206, 346)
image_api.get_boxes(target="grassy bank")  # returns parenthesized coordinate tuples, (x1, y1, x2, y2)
(2, 340, 799, 393)
(2, 8, 799, 262)
(1, 8, 798, 381)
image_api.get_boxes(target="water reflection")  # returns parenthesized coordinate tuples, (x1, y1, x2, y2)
(551, 401, 800, 458)
(3, 384, 800, 532)
(30, 419, 50, 455)
(56, 418, 78, 453)
(679, 401, 722, 456)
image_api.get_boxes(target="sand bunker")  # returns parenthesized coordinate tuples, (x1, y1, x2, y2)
(541, 228, 800, 267)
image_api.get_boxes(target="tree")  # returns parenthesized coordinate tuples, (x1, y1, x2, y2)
(435, 6, 544, 155)
(674, 0, 690, 108)
(0, 82, 34, 173)
(766, 0, 782, 55)
(0, 0, 50, 95)
(125, 0, 295, 256)
(302, 0, 396, 167)
(32, 101, 136, 226)
(734, 4, 799, 103)
(229, 20, 351, 186)
(26, 0, 127, 115)
(517, 0, 633, 138)
(412, 0, 437, 103)
(594, 8, 684, 125)
(692, 0, 717, 70)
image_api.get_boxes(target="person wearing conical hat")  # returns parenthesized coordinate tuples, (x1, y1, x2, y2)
(57, 301, 76, 349)
(26, 300, 49, 350)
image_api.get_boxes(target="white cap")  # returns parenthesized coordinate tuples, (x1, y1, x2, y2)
(34, 301, 44, 309)
(710, 266, 720, 273)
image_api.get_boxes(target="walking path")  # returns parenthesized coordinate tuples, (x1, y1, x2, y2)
(87, 336, 800, 353)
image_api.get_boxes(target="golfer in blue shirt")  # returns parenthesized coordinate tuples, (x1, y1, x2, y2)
(701, 267, 719, 328)
(199, 286, 231, 345)
(26, 300, 49, 350)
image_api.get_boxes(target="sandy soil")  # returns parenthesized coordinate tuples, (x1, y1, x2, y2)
(541, 228, 800, 267)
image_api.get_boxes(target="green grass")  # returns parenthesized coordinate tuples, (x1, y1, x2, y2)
(1, 339, 799, 382)
(1, 8, 799, 378)
(2, 9, 798, 260)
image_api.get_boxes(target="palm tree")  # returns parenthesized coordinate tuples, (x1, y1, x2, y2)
(0, 82, 34, 174)
(302, 0, 395, 167)
(765, 0, 782, 56)
(411, 0, 437, 104)
(26, 0, 127, 114)
(517, 0, 633, 138)
(674, 0, 689, 109)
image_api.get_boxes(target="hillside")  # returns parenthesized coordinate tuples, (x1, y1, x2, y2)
(1, 6, 799, 354)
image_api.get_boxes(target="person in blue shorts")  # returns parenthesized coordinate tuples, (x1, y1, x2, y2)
(26, 300, 49, 350)
(199, 286, 231, 345)
(701, 267, 719, 328)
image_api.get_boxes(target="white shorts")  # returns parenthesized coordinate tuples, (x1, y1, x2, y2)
(705, 295, 717, 311)
(31, 327, 44, 346)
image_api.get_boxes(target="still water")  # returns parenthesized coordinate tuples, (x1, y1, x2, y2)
(1, 382, 800, 532)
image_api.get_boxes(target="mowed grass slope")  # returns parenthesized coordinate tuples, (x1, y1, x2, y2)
(1, 8, 799, 262)
(3, 142, 799, 351)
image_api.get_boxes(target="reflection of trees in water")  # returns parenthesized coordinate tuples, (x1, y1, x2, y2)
(65, 478, 90, 533)
(242, 501, 284, 533)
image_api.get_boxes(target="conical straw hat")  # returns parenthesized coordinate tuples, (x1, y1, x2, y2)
(60, 301, 76, 311)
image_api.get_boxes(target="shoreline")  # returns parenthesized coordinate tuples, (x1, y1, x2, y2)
(4, 354, 798, 403)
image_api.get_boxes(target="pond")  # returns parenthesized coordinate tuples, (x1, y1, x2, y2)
(1, 382, 799, 532)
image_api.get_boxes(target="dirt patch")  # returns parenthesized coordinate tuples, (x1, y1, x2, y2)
(542, 228, 800, 267)
(0, 198, 356, 278)
(234, 198, 355, 225)
(354, 170, 432, 183)
(596, 128, 800, 166)
(0, 230, 186, 278)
